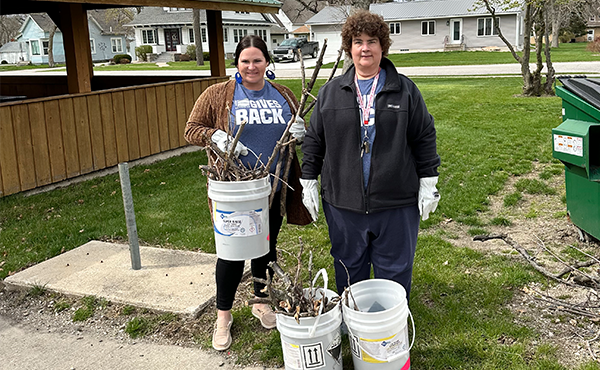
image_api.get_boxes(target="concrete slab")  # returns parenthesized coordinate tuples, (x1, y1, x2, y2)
(4, 241, 218, 318)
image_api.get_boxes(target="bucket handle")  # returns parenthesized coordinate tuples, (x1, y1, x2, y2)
(308, 268, 328, 338)
(347, 308, 415, 363)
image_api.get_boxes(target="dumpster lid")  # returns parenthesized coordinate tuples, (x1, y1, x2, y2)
(558, 76, 600, 111)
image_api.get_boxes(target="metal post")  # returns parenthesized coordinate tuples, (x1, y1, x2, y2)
(118, 162, 141, 270)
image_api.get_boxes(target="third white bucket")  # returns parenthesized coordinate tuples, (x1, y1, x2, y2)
(342, 279, 415, 370)
(207, 177, 271, 261)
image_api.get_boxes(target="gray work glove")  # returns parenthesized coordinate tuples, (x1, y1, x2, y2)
(418, 176, 440, 221)
(299, 178, 319, 222)
(289, 116, 306, 142)
(211, 129, 248, 157)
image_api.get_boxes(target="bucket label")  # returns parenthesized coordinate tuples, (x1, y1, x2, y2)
(282, 341, 303, 370)
(213, 208, 264, 237)
(326, 333, 342, 365)
(302, 343, 325, 369)
(350, 331, 408, 364)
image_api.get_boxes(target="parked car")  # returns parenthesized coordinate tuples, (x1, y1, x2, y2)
(272, 38, 319, 62)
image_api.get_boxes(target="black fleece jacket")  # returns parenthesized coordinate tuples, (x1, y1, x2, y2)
(301, 57, 440, 214)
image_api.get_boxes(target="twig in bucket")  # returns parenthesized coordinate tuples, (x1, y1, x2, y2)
(339, 259, 359, 311)
(246, 238, 340, 318)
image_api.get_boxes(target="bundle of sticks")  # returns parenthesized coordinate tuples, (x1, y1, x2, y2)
(248, 237, 340, 323)
(200, 40, 344, 214)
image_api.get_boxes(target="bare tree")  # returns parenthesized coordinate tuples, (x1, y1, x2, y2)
(549, 0, 599, 47)
(0, 15, 24, 47)
(47, 25, 57, 67)
(475, 0, 555, 96)
(193, 9, 204, 66)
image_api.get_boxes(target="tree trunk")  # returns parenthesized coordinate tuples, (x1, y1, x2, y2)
(543, 4, 556, 95)
(48, 25, 57, 68)
(550, 0, 560, 48)
(193, 9, 204, 66)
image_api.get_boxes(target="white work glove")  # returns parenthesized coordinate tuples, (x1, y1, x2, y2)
(418, 176, 440, 221)
(289, 116, 306, 142)
(299, 178, 319, 221)
(211, 129, 248, 157)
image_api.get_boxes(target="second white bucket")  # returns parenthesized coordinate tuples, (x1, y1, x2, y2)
(207, 177, 271, 261)
(342, 279, 414, 370)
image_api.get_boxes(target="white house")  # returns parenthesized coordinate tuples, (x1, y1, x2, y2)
(306, 0, 524, 54)
(125, 7, 280, 58)
(0, 41, 29, 64)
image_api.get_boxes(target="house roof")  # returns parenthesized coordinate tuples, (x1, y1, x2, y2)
(370, 0, 521, 21)
(87, 9, 132, 35)
(28, 13, 56, 32)
(21, 11, 129, 35)
(292, 25, 309, 34)
(125, 6, 274, 27)
(305, 5, 351, 26)
(0, 41, 26, 53)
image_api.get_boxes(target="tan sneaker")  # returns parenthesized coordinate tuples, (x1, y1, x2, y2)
(252, 304, 277, 329)
(212, 316, 233, 351)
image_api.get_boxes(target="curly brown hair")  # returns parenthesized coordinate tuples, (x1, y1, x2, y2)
(341, 10, 391, 57)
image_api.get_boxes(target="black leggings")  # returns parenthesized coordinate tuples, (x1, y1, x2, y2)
(215, 192, 284, 311)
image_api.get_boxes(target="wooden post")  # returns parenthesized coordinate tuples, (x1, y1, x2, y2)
(56, 3, 93, 94)
(206, 10, 226, 77)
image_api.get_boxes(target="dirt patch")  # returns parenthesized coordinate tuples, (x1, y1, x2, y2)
(425, 161, 600, 368)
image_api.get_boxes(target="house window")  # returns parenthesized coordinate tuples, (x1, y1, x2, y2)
(111, 38, 123, 53)
(142, 29, 155, 44)
(31, 40, 40, 55)
(223, 28, 229, 43)
(233, 29, 247, 43)
(189, 29, 194, 43)
(201, 28, 207, 43)
(390, 22, 401, 35)
(254, 29, 267, 42)
(42, 40, 49, 55)
(421, 21, 435, 36)
(477, 17, 500, 36)
(90, 39, 96, 54)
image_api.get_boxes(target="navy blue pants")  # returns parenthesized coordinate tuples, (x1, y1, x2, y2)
(323, 201, 420, 301)
(215, 192, 283, 311)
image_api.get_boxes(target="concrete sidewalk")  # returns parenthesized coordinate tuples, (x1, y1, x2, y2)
(1, 241, 274, 370)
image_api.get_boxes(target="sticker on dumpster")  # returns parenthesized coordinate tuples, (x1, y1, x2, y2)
(213, 208, 263, 237)
(554, 134, 583, 157)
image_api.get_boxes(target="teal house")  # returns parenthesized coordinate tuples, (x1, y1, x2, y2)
(17, 10, 129, 64)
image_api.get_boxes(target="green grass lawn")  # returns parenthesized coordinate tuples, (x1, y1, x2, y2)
(1, 77, 597, 369)
(92, 59, 235, 71)
(322, 42, 599, 68)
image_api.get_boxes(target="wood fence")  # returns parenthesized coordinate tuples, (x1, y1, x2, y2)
(0, 76, 227, 197)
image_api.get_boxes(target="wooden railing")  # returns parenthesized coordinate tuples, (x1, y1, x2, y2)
(0, 76, 227, 197)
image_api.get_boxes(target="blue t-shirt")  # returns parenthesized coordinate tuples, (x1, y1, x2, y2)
(230, 82, 293, 189)
(356, 69, 386, 189)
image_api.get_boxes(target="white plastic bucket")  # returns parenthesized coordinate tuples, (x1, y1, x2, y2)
(342, 279, 415, 370)
(276, 269, 343, 370)
(207, 177, 271, 261)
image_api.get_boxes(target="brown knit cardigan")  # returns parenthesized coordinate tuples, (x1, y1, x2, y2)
(184, 79, 312, 226)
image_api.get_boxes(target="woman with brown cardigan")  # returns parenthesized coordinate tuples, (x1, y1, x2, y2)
(184, 35, 312, 351)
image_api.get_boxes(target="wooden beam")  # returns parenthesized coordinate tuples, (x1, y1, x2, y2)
(16, 0, 281, 15)
(206, 10, 226, 77)
(55, 3, 94, 94)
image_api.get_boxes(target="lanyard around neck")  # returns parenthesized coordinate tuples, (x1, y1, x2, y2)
(354, 69, 381, 126)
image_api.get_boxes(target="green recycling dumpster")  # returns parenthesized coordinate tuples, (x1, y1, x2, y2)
(552, 77, 600, 241)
